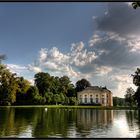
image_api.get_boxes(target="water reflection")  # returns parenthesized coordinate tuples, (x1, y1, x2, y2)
(76, 109, 113, 137)
(125, 110, 140, 138)
(0, 107, 36, 137)
(0, 107, 140, 138)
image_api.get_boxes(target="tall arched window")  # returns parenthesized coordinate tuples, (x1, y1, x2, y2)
(85, 95, 87, 103)
(90, 95, 93, 103)
(107, 94, 108, 104)
(96, 95, 98, 103)
(102, 98, 104, 104)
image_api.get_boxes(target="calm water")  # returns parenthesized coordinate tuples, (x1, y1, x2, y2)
(0, 107, 140, 138)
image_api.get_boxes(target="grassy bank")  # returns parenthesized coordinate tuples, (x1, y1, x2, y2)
(0, 105, 138, 110)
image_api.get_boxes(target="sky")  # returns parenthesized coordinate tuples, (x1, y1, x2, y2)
(0, 2, 140, 97)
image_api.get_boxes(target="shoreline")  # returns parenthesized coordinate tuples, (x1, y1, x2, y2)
(0, 105, 138, 110)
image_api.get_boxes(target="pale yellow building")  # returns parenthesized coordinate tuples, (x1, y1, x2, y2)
(77, 86, 113, 106)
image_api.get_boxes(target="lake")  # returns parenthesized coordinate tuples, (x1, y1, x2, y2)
(0, 107, 140, 138)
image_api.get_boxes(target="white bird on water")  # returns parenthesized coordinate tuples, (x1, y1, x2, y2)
(45, 108, 48, 111)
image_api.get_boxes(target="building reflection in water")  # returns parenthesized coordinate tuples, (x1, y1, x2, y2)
(76, 109, 113, 136)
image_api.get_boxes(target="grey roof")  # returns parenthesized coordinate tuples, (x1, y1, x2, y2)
(78, 86, 112, 93)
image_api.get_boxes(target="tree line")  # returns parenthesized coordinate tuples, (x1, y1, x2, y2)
(123, 68, 140, 107)
(0, 62, 140, 107)
(0, 64, 91, 106)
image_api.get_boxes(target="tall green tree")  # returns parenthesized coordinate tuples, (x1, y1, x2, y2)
(113, 97, 126, 107)
(58, 76, 74, 96)
(0, 64, 19, 105)
(34, 72, 51, 96)
(132, 68, 140, 107)
(45, 91, 53, 104)
(124, 87, 136, 107)
(53, 94, 61, 105)
(26, 85, 44, 105)
(75, 78, 91, 92)
(16, 77, 31, 105)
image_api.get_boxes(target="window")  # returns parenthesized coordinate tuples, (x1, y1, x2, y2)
(85, 95, 87, 103)
(107, 95, 108, 104)
(96, 98, 98, 103)
(90, 95, 93, 103)
(102, 98, 104, 104)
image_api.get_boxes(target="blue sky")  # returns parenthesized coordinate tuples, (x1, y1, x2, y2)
(0, 2, 140, 97)
(0, 3, 107, 64)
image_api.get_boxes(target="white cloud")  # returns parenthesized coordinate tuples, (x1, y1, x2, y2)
(27, 41, 97, 79)
(127, 39, 140, 53)
(43, 61, 58, 70)
(110, 73, 137, 97)
(39, 48, 48, 63)
(6, 64, 35, 86)
(89, 34, 102, 47)
(71, 42, 84, 52)
(7, 64, 27, 75)
(27, 64, 42, 73)
(95, 66, 112, 76)
(70, 42, 97, 66)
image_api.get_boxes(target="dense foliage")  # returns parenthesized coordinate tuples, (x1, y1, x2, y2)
(132, 68, 140, 107)
(0, 64, 90, 106)
(113, 97, 126, 107)
(75, 79, 91, 92)
(124, 87, 136, 107)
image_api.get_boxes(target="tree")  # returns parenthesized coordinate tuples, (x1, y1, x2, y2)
(132, 2, 140, 9)
(45, 91, 53, 104)
(16, 77, 31, 105)
(53, 94, 61, 105)
(34, 72, 51, 96)
(69, 97, 78, 105)
(59, 76, 74, 95)
(0, 64, 19, 105)
(124, 87, 136, 107)
(113, 97, 126, 107)
(132, 68, 140, 107)
(75, 79, 91, 92)
(26, 86, 46, 105)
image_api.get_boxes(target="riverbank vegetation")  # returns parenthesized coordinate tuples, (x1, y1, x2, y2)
(0, 61, 140, 108)
(0, 105, 138, 110)
(0, 63, 91, 106)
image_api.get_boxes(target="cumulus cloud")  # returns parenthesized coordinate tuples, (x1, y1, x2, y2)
(27, 41, 98, 79)
(70, 43, 97, 67)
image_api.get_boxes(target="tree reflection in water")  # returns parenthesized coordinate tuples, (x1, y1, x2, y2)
(0, 107, 140, 138)
(0, 107, 36, 137)
(125, 109, 140, 138)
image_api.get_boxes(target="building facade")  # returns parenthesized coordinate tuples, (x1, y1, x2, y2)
(77, 86, 113, 106)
